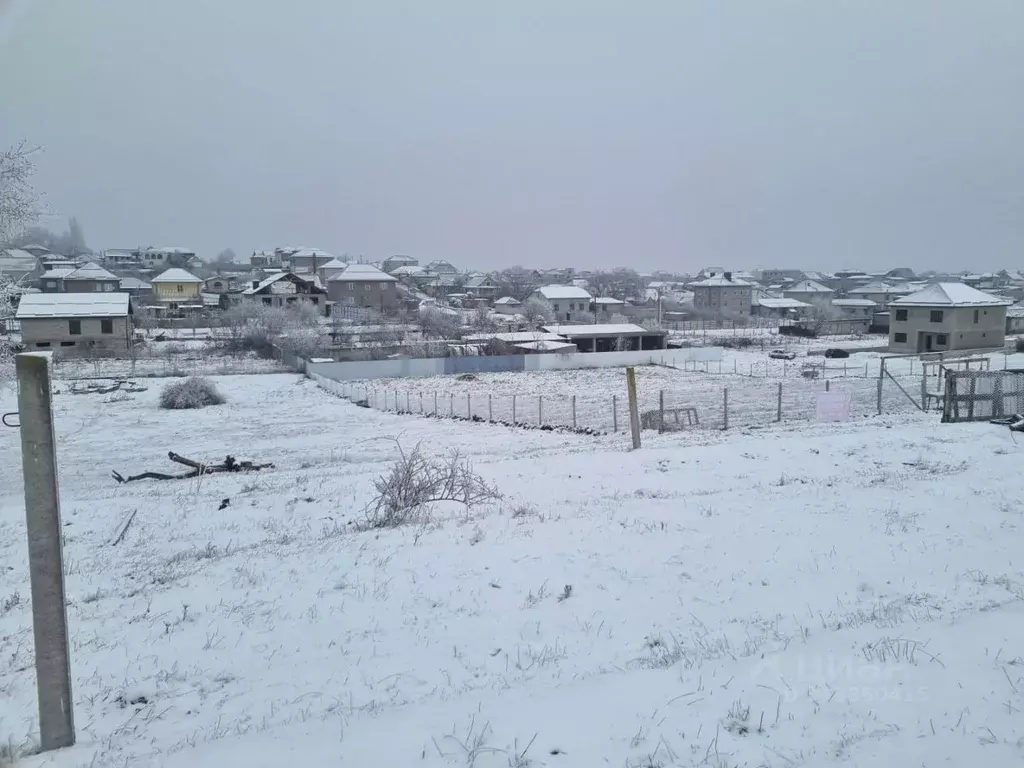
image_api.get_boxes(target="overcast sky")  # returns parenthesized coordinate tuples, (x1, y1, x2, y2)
(1, 1, 1022, 272)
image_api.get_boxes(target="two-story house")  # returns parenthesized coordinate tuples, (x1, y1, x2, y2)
(62, 262, 121, 293)
(689, 273, 755, 317)
(529, 285, 593, 323)
(327, 263, 399, 315)
(150, 268, 203, 309)
(888, 283, 1010, 353)
(241, 272, 327, 313)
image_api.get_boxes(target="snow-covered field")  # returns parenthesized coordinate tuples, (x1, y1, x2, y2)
(2, 374, 1024, 767)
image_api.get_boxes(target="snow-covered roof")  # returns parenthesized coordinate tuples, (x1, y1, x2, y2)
(543, 323, 655, 337)
(463, 332, 566, 343)
(689, 276, 755, 287)
(17, 292, 131, 319)
(593, 296, 625, 304)
(328, 263, 397, 282)
(891, 283, 1012, 308)
(119, 277, 151, 290)
(1006, 304, 1024, 318)
(494, 296, 521, 305)
(391, 265, 425, 276)
(0, 248, 38, 265)
(318, 259, 348, 270)
(289, 248, 334, 259)
(535, 285, 592, 300)
(848, 280, 914, 295)
(784, 279, 834, 294)
(830, 299, 878, 307)
(755, 297, 810, 309)
(147, 246, 195, 255)
(39, 268, 76, 280)
(63, 262, 118, 281)
(150, 268, 202, 283)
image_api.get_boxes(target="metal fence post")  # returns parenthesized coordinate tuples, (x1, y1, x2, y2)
(512, 394, 517, 425)
(659, 389, 665, 433)
(876, 375, 883, 415)
(467, 392, 471, 419)
(723, 388, 729, 430)
(407, 391, 411, 413)
(537, 395, 542, 425)
(434, 391, 438, 416)
(420, 392, 424, 413)
(776, 382, 782, 422)
(612, 395, 618, 432)
(449, 392, 454, 417)
(15, 353, 75, 751)
(825, 379, 830, 392)
(571, 395, 577, 429)
(488, 394, 493, 422)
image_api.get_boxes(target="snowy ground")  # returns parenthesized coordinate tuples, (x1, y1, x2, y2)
(2, 374, 1024, 767)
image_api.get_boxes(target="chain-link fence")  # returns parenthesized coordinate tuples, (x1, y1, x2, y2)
(309, 363, 926, 434)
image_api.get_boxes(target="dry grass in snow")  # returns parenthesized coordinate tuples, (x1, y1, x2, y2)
(1, 374, 1023, 767)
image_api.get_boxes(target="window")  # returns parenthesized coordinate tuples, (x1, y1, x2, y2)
(101, 319, 113, 334)
(894, 309, 908, 321)
(94, 283, 102, 292)
(930, 310, 943, 323)
(937, 334, 947, 345)
(974, 309, 979, 324)
(69, 320, 81, 335)
(35, 342, 51, 348)
(380, 282, 389, 289)
(262, 297, 272, 306)
(60, 341, 76, 347)
(347, 283, 355, 290)
(553, 303, 560, 311)
(177, 284, 184, 293)
(45, 281, 56, 289)
(894, 332, 907, 343)
(364, 284, 371, 291)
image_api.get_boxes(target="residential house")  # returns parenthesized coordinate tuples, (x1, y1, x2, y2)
(62, 262, 121, 293)
(0, 248, 39, 284)
(37, 269, 76, 293)
(885, 268, 916, 281)
(101, 249, 142, 268)
(830, 298, 877, 320)
(19, 244, 52, 258)
(203, 275, 242, 294)
(689, 273, 755, 317)
(1006, 305, 1024, 335)
(285, 248, 335, 275)
(16, 293, 134, 353)
(783, 280, 834, 305)
(118, 277, 153, 302)
(327, 263, 399, 315)
(250, 250, 282, 268)
(846, 280, 914, 309)
(142, 247, 200, 270)
(756, 269, 805, 285)
(150, 268, 204, 309)
(316, 259, 348, 284)
(424, 260, 459, 275)
(493, 296, 522, 315)
(529, 285, 593, 324)
(464, 275, 498, 301)
(888, 283, 1010, 353)
(241, 272, 328, 314)
(381, 255, 419, 273)
(752, 297, 810, 319)
(592, 296, 626, 322)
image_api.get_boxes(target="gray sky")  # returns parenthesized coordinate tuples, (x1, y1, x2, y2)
(2, 0, 1022, 272)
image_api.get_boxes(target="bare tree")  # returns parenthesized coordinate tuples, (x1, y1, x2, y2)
(419, 306, 464, 340)
(494, 266, 536, 301)
(0, 142, 43, 246)
(0, 280, 18, 384)
(470, 304, 497, 332)
(521, 296, 554, 326)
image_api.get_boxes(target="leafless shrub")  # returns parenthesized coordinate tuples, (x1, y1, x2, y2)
(556, 584, 573, 602)
(0, 733, 37, 766)
(0, 591, 20, 616)
(362, 442, 501, 530)
(723, 699, 751, 735)
(159, 376, 225, 410)
(861, 636, 920, 665)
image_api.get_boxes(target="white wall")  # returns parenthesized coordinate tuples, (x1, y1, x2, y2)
(306, 347, 723, 382)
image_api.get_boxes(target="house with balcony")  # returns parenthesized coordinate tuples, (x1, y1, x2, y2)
(150, 268, 204, 309)
(327, 263, 399, 315)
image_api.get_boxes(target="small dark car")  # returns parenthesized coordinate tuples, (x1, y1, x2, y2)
(823, 348, 850, 359)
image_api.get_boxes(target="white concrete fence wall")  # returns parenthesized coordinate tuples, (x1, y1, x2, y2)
(305, 347, 724, 382)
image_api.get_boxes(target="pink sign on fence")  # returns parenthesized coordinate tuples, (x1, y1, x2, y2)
(816, 391, 852, 422)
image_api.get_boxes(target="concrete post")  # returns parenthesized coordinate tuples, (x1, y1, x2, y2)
(571, 395, 577, 429)
(776, 382, 783, 422)
(625, 366, 641, 449)
(538, 395, 543, 425)
(612, 395, 618, 432)
(723, 387, 729, 430)
(16, 353, 75, 751)
(467, 392, 471, 420)
(512, 394, 517, 425)
(659, 389, 665, 433)
(488, 394, 493, 422)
